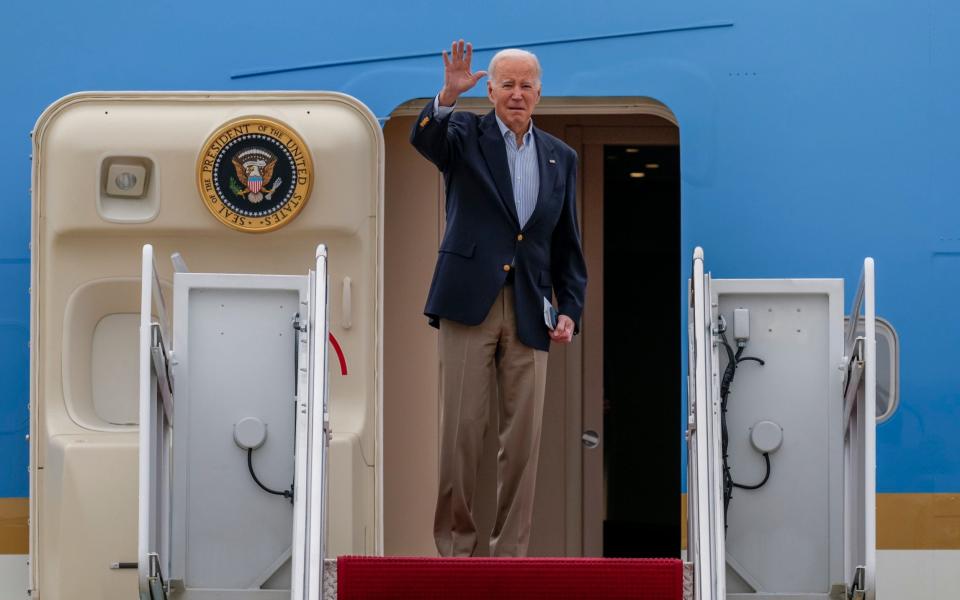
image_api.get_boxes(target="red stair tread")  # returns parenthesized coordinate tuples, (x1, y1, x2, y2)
(337, 556, 683, 600)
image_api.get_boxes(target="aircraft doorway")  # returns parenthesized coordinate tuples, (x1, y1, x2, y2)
(381, 100, 681, 558)
(599, 144, 680, 557)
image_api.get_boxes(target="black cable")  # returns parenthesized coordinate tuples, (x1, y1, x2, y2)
(247, 448, 293, 501)
(718, 331, 771, 530)
(731, 452, 771, 490)
(718, 332, 738, 525)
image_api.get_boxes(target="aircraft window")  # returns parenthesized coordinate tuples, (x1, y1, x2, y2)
(844, 316, 899, 422)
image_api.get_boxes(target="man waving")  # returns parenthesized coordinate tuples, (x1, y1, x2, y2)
(411, 40, 587, 557)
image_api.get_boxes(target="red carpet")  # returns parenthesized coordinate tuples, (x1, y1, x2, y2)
(337, 556, 683, 600)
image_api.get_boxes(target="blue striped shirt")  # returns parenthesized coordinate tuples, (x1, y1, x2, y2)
(494, 114, 540, 228)
(434, 96, 540, 228)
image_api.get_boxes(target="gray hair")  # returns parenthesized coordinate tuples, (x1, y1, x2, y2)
(488, 49, 542, 85)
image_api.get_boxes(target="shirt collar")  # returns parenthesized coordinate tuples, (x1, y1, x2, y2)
(494, 113, 535, 146)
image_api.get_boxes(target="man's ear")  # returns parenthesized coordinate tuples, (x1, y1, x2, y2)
(487, 80, 495, 103)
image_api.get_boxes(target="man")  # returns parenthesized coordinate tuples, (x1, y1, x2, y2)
(411, 40, 587, 557)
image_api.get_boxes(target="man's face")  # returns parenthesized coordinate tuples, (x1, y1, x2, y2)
(487, 56, 542, 133)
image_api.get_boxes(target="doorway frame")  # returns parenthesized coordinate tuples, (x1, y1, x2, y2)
(383, 97, 680, 557)
(569, 122, 680, 556)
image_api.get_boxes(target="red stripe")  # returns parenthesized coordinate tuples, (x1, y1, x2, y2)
(337, 556, 683, 600)
(329, 332, 347, 375)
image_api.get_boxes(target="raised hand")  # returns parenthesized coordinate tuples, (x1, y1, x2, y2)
(439, 39, 487, 106)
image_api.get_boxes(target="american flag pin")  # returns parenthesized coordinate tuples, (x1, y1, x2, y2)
(548, 159, 556, 164)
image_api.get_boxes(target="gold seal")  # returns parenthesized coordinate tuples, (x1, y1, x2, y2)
(197, 116, 313, 233)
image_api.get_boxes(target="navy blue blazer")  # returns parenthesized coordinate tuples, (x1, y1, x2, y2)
(410, 99, 587, 351)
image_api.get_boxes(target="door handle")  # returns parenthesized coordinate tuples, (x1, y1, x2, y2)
(581, 430, 600, 449)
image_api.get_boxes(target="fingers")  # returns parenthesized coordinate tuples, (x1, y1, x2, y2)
(443, 39, 483, 91)
(548, 320, 573, 343)
(451, 39, 463, 65)
(446, 39, 473, 67)
(555, 316, 575, 342)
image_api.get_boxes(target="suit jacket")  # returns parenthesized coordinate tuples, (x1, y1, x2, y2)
(410, 99, 587, 351)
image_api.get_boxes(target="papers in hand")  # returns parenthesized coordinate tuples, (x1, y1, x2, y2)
(543, 297, 558, 331)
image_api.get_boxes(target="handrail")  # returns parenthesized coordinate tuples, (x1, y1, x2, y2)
(292, 244, 331, 600)
(844, 269, 865, 362)
(150, 324, 173, 424)
(841, 341, 864, 438)
(139, 244, 175, 599)
(687, 247, 723, 600)
(841, 258, 876, 600)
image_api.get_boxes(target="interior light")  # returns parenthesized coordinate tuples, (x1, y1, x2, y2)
(625, 148, 640, 154)
(104, 160, 148, 197)
(645, 163, 660, 169)
(629, 172, 646, 178)
(115, 172, 138, 191)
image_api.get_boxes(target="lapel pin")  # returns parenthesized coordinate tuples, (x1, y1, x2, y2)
(548, 158, 556, 165)
(420, 116, 430, 128)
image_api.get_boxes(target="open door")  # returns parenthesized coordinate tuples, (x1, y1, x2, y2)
(686, 247, 725, 600)
(842, 258, 877, 600)
(32, 92, 382, 599)
(138, 244, 174, 600)
(291, 244, 331, 599)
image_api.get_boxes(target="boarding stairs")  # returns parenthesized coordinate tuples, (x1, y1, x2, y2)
(137, 246, 874, 600)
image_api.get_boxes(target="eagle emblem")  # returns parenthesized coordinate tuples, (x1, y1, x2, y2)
(230, 148, 282, 204)
(198, 116, 313, 233)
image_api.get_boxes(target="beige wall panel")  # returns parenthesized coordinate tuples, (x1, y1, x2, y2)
(32, 93, 382, 597)
(382, 115, 442, 555)
(40, 435, 138, 599)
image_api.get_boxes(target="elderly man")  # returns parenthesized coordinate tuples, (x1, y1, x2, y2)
(411, 40, 587, 557)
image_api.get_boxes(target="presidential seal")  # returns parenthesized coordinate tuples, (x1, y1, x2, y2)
(197, 117, 313, 232)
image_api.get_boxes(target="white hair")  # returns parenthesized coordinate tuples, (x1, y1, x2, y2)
(488, 49, 542, 84)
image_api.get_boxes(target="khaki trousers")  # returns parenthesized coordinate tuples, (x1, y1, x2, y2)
(434, 287, 549, 557)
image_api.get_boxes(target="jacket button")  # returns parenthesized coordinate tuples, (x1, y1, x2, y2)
(503, 264, 511, 272)
(517, 234, 524, 241)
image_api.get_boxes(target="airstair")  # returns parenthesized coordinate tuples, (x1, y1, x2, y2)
(686, 248, 876, 600)
(136, 242, 685, 600)
(139, 244, 334, 599)
(137, 245, 875, 600)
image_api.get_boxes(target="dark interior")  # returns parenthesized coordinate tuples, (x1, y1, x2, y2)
(602, 144, 681, 558)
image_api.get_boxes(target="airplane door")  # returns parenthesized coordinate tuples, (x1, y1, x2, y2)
(32, 92, 382, 599)
(686, 247, 725, 600)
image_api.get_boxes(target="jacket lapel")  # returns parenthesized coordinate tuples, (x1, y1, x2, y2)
(522, 127, 557, 231)
(478, 112, 520, 227)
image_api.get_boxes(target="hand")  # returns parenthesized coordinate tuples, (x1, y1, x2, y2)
(439, 39, 487, 106)
(549, 315, 575, 344)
